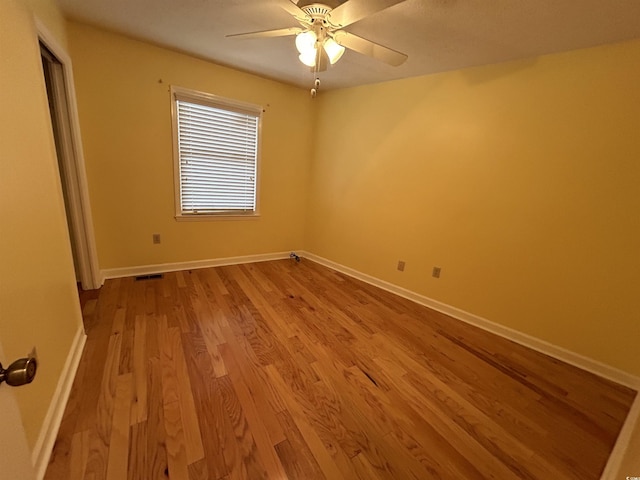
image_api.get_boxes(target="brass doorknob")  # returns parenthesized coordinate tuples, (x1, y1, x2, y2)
(0, 357, 37, 387)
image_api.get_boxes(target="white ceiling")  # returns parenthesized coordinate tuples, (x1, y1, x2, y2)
(57, 0, 640, 90)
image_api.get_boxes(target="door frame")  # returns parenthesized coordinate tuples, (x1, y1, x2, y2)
(37, 19, 101, 290)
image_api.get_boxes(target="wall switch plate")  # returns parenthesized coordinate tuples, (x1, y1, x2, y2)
(152, 233, 161, 244)
(432, 267, 441, 278)
(397, 260, 405, 272)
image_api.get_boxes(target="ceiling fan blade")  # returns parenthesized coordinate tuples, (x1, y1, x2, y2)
(279, 0, 309, 21)
(226, 27, 303, 39)
(334, 31, 408, 66)
(327, 0, 407, 28)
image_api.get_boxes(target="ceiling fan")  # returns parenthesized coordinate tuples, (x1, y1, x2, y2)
(227, 0, 409, 74)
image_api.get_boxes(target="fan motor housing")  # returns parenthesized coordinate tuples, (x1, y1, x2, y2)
(301, 3, 332, 20)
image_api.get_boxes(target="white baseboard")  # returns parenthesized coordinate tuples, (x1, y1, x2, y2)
(601, 393, 640, 480)
(32, 326, 86, 479)
(101, 251, 296, 281)
(300, 251, 640, 390)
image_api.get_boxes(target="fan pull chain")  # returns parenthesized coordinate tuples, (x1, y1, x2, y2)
(310, 46, 321, 97)
(310, 77, 320, 97)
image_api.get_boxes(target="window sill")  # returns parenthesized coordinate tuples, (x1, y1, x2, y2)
(175, 213, 260, 222)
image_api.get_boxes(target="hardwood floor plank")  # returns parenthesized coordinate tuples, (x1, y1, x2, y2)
(144, 313, 161, 362)
(73, 333, 115, 435)
(308, 346, 435, 480)
(219, 343, 288, 478)
(130, 314, 148, 424)
(180, 331, 229, 479)
(83, 298, 98, 317)
(158, 319, 205, 464)
(383, 366, 527, 479)
(264, 364, 351, 480)
(312, 332, 487, 479)
(47, 259, 635, 480)
(146, 357, 169, 480)
(176, 271, 187, 288)
(351, 452, 384, 480)
(187, 458, 209, 480)
(110, 307, 126, 336)
(163, 399, 190, 480)
(217, 323, 286, 444)
(275, 410, 325, 480)
(83, 330, 122, 480)
(127, 421, 147, 480)
(207, 376, 236, 479)
(69, 429, 90, 480)
(106, 373, 132, 480)
(232, 264, 296, 340)
(217, 374, 269, 480)
(118, 328, 134, 375)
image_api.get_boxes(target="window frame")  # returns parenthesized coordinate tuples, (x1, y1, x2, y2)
(170, 85, 263, 220)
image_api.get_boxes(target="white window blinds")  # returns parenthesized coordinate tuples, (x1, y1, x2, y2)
(173, 88, 260, 216)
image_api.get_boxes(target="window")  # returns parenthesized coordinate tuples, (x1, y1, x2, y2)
(171, 86, 262, 218)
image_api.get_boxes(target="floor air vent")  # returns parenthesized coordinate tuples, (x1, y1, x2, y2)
(135, 273, 164, 281)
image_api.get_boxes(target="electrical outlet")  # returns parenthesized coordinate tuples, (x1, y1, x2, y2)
(152, 233, 161, 244)
(397, 260, 405, 272)
(432, 266, 441, 278)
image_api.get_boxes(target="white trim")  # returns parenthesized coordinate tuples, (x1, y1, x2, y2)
(300, 251, 640, 390)
(175, 212, 261, 222)
(36, 19, 101, 290)
(601, 393, 640, 479)
(31, 327, 86, 479)
(171, 85, 263, 115)
(101, 251, 294, 280)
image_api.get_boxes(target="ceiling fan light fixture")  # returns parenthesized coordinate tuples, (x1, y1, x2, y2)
(323, 37, 345, 64)
(229, 0, 409, 76)
(295, 30, 317, 54)
(299, 50, 317, 67)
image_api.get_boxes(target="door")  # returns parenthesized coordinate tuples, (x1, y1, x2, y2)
(0, 340, 37, 480)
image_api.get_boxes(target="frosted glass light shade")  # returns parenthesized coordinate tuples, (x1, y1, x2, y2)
(323, 38, 345, 64)
(295, 31, 317, 54)
(299, 50, 317, 67)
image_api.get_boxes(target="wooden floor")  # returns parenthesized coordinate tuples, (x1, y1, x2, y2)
(45, 259, 636, 480)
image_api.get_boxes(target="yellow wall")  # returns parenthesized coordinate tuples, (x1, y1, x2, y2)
(24, 0, 69, 48)
(0, 0, 83, 448)
(307, 40, 640, 377)
(67, 22, 314, 270)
